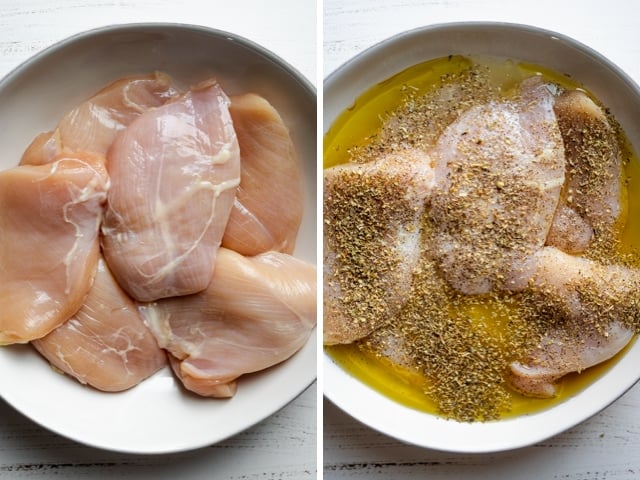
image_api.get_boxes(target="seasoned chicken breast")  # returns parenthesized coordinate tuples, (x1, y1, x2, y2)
(547, 89, 624, 253)
(323, 148, 434, 345)
(430, 76, 566, 294)
(509, 247, 638, 397)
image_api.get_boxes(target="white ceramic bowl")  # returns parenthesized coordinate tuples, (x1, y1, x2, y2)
(323, 22, 640, 453)
(0, 23, 316, 454)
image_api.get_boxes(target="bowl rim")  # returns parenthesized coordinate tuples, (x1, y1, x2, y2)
(323, 21, 640, 453)
(324, 20, 640, 96)
(0, 22, 316, 99)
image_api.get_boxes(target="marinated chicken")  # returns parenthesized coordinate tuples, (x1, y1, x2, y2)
(430, 76, 566, 294)
(509, 247, 638, 397)
(547, 90, 623, 253)
(101, 78, 241, 302)
(140, 248, 316, 397)
(33, 258, 166, 392)
(324, 64, 638, 419)
(323, 148, 434, 344)
(0, 153, 109, 344)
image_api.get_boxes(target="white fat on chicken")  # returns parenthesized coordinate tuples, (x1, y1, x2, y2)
(101, 78, 240, 302)
(323, 148, 434, 345)
(429, 76, 566, 294)
(20, 72, 178, 166)
(509, 247, 638, 397)
(33, 257, 166, 392)
(222, 93, 303, 255)
(0, 153, 109, 344)
(139, 248, 316, 398)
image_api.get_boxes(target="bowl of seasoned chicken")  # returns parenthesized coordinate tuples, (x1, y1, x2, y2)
(0, 24, 316, 453)
(323, 22, 640, 452)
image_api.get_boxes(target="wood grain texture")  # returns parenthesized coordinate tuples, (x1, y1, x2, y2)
(323, 0, 640, 478)
(0, 0, 317, 477)
(324, 394, 640, 479)
(0, 0, 317, 83)
(323, 0, 640, 82)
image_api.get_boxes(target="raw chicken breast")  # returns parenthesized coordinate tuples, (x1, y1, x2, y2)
(102, 79, 241, 301)
(20, 72, 178, 165)
(19, 131, 59, 166)
(0, 153, 109, 344)
(323, 148, 434, 345)
(430, 76, 566, 294)
(222, 93, 303, 255)
(547, 89, 623, 253)
(509, 247, 638, 397)
(167, 354, 236, 398)
(33, 258, 166, 392)
(139, 248, 316, 398)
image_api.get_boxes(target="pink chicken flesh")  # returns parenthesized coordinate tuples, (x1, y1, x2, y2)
(33, 257, 167, 392)
(0, 153, 109, 344)
(223, 93, 303, 255)
(139, 247, 317, 397)
(101, 78, 241, 302)
(20, 72, 178, 166)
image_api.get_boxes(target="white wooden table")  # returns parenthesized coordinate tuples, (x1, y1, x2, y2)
(0, 1, 317, 478)
(323, 1, 640, 478)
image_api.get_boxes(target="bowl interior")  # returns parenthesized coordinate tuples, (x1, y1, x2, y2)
(0, 23, 316, 454)
(323, 22, 640, 453)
